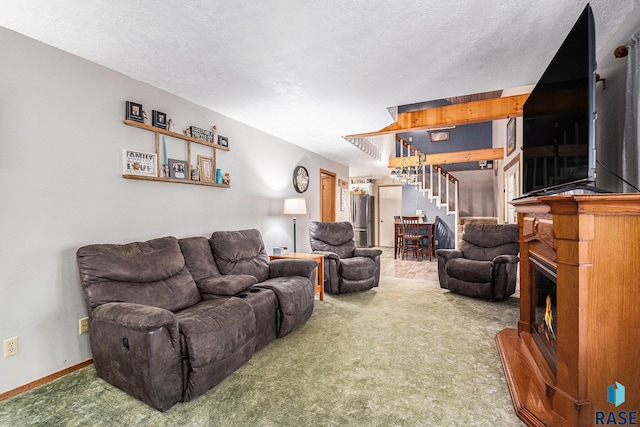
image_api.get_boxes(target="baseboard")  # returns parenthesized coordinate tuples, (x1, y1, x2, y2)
(0, 359, 93, 401)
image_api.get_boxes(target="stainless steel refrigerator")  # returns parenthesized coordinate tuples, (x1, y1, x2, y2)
(350, 194, 375, 247)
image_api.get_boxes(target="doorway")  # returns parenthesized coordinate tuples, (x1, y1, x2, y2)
(378, 185, 402, 247)
(320, 169, 336, 222)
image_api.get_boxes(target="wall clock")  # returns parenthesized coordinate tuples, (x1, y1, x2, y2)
(293, 166, 309, 193)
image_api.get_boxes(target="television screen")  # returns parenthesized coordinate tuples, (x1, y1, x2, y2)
(522, 5, 596, 195)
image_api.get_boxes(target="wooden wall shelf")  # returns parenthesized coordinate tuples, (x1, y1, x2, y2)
(122, 174, 229, 188)
(123, 120, 229, 151)
(123, 119, 229, 188)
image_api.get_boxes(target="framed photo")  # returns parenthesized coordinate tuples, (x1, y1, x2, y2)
(168, 158, 188, 180)
(122, 149, 157, 177)
(429, 131, 449, 142)
(218, 136, 228, 147)
(506, 117, 516, 156)
(126, 101, 143, 123)
(198, 155, 214, 182)
(152, 110, 167, 129)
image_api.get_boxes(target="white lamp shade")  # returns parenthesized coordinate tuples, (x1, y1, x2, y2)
(283, 198, 307, 215)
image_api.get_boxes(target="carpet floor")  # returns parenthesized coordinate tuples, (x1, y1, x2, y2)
(0, 277, 523, 426)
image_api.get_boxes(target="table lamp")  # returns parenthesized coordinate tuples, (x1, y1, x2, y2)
(283, 198, 307, 252)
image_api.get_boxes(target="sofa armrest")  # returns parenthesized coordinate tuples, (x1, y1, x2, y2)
(269, 259, 317, 281)
(93, 302, 178, 337)
(90, 302, 182, 411)
(354, 248, 382, 260)
(435, 249, 463, 290)
(492, 254, 519, 265)
(311, 250, 340, 262)
(197, 274, 257, 296)
(436, 249, 463, 262)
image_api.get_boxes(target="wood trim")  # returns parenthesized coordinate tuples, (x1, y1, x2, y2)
(503, 153, 521, 172)
(345, 94, 529, 139)
(0, 359, 93, 401)
(388, 147, 504, 168)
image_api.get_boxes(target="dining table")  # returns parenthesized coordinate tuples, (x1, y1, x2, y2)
(394, 218, 435, 260)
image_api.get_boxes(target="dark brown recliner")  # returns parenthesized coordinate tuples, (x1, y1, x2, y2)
(436, 224, 519, 301)
(309, 221, 382, 294)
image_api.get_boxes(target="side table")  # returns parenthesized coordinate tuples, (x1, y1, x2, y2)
(269, 252, 324, 301)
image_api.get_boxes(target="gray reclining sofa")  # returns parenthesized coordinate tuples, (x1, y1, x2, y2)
(76, 229, 316, 412)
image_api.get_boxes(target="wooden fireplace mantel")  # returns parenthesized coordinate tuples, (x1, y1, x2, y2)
(496, 193, 640, 427)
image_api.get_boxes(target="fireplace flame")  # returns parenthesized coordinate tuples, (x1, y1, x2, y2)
(544, 294, 555, 340)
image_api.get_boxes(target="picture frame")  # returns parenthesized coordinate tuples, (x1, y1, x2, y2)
(198, 155, 214, 182)
(218, 136, 229, 147)
(506, 117, 516, 156)
(122, 149, 157, 177)
(152, 110, 168, 130)
(125, 101, 144, 123)
(168, 158, 188, 180)
(340, 187, 347, 211)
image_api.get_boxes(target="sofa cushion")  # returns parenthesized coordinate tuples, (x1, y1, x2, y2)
(77, 237, 201, 313)
(178, 236, 221, 282)
(460, 224, 519, 261)
(198, 274, 258, 296)
(309, 221, 356, 259)
(339, 257, 375, 281)
(446, 258, 493, 283)
(210, 229, 270, 282)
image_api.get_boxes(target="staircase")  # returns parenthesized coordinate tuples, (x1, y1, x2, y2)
(415, 164, 460, 246)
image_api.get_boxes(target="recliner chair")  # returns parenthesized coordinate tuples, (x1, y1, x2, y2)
(309, 221, 382, 294)
(436, 223, 519, 301)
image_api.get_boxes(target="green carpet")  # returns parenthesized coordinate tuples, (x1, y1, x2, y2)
(0, 278, 523, 426)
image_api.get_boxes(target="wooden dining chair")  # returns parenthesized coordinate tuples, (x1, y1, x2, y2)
(401, 216, 424, 260)
(419, 217, 436, 261)
(394, 215, 403, 258)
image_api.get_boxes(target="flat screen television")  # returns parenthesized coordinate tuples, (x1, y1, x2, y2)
(522, 4, 596, 196)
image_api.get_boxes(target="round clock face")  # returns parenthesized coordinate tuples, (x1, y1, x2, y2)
(293, 166, 309, 193)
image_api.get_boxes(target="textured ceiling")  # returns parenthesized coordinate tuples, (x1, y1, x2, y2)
(1, 0, 638, 177)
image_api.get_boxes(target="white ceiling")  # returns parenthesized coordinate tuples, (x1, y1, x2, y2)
(2, 0, 638, 177)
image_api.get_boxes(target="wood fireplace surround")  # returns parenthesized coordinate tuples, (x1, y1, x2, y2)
(496, 194, 640, 426)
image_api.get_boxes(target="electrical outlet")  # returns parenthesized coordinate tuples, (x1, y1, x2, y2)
(79, 317, 90, 335)
(4, 337, 19, 358)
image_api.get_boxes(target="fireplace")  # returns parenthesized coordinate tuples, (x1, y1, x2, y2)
(496, 194, 640, 427)
(530, 256, 557, 373)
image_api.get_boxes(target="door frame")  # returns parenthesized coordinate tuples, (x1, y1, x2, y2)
(320, 169, 336, 222)
(377, 184, 402, 247)
(503, 154, 521, 224)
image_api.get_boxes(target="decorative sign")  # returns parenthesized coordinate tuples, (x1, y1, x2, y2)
(189, 126, 215, 143)
(122, 149, 157, 177)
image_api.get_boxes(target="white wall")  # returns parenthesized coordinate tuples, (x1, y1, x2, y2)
(0, 27, 348, 394)
(594, 2, 640, 192)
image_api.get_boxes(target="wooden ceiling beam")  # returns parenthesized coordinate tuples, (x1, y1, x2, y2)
(388, 147, 505, 168)
(346, 94, 529, 139)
